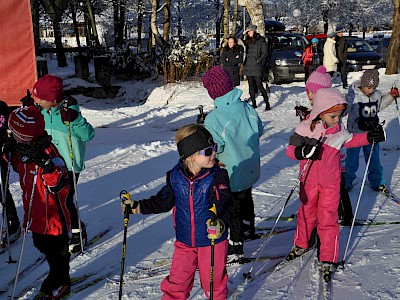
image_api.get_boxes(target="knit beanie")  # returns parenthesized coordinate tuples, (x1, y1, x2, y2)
(247, 24, 257, 32)
(8, 106, 45, 142)
(305, 66, 332, 95)
(33, 74, 64, 103)
(310, 88, 347, 120)
(360, 69, 379, 88)
(202, 66, 234, 100)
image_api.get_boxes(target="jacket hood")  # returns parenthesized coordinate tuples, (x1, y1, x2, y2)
(310, 88, 347, 120)
(213, 88, 243, 108)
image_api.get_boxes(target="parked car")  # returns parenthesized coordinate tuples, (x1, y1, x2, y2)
(375, 36, 391, 66)
(306, 34, 384, 72)
(265, 32, 308, 84)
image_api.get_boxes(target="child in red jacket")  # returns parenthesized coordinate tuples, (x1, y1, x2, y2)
(8, 106, 71, 298)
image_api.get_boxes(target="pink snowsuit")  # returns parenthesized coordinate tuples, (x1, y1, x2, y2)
(286, 88, 370, 263)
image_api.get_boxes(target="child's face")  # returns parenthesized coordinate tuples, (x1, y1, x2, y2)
(37, 98, 57, 110)
(320, 110, 343, 128)
(186, 145, 217, 175)
(360, 86, 375, 97)
(306, 89, 315, 104)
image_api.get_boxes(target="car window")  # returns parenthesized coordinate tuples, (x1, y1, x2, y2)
(347, 40, 374, 52)
(270, 35, 305, 50)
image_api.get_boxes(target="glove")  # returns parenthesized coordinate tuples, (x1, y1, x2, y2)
(390, 87, 399, 98)
(61, 107, 79, 123)
(294, 138, 322, 160)
(33, 153, 55, 174)
(206, 218, 225, 240)
(121, 193, 140, 214)
(367, 125, 386, 143)
(20, 90, 35, 107)
(295, 105, 310, 120)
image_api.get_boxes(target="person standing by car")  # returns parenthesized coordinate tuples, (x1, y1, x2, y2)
(301, 38, 319, 82)
(239, 24, 271, 110)
(323, 32, 339, 77)
(335, 26, 348, 89)
(221, 36, 244, 87)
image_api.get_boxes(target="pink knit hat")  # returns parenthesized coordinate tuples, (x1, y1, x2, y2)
(310, 88, 347, 120)
(305, 66, 332, 95)
(202, 66, 234, 100)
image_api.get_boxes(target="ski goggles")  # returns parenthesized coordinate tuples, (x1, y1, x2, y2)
(198, 144, 217, 156)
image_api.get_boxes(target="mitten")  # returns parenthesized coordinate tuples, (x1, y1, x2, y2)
(295, 105, 310, 121)
(294, 139, 321, 160)
(121, 194, 140, 214)
(61, 107, 79, 123)
(367, 125, 386, 143)
(33, 154, 55, 174)
(390, 87, 399, 98)
(206, 218, 225, 240)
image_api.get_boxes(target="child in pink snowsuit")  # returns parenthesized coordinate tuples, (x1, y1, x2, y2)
(122, 124, 233, 300)
(286, 88, 385, 271)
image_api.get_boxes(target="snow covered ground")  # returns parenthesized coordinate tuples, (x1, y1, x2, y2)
(1, 57, 400, 299)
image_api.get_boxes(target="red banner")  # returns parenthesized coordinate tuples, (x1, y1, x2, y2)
(0, 0, 37, 107)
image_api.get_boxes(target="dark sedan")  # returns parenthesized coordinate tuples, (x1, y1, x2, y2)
(346, 38, 384, 71)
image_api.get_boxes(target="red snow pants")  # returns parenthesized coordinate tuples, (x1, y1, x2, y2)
(160, 239, 228, 300)
(294, 181, 340, 262)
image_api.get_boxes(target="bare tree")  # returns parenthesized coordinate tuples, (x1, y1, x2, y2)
(137, 0, 143, 52)
(244, 0, 265, 36)
(232, 0, 238, 35)
(223, 0, 230, 40)
(386, 0, 400, 74)
(163, 0, 171, 42)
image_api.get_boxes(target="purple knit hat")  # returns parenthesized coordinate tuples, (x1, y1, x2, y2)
(305, 66, 332, 95)
(202, 66, 234, 100)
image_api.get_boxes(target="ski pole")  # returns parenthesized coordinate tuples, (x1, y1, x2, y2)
(119, 190, 132, 300)
(243, 135, 323, 280)
(243, 158, 312, 281)
(197, 105, 206, 125)
(11, 165, 39, 300)
(208, 204, 217, 300)
(63, 98, 84, 255)
(391, 81, 400, 126)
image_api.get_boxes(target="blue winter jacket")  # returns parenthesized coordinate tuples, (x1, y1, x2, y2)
(139, 162, 233, 247)
(205, 88, 264, 192)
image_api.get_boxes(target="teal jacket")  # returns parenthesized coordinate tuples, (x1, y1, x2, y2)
(41, 101, 95, 173)
(204, 88, 264, 192)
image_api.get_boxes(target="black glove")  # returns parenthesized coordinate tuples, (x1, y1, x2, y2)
(295, 138, 322, 160)
(295, 105, 310, 120)
(367, 125, 386, 143)
(61, 107, 79, 123)
(31, 152, 55, 173)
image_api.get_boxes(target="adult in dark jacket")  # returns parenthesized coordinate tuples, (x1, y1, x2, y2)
(239, 24, 271, 110)
(335, 26, 348, 89)
(221, 36, 244, 86)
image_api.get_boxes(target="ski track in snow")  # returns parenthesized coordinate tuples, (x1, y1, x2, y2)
(1, 58, 400, 299)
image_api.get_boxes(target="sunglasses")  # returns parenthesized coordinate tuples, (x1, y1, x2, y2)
(199, 144, 217, 156)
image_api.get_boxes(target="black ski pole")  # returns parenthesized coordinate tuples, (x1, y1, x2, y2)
(119, 190, 132, 300)
(197, 105, 206, 124)
(208, 204, 217, 300)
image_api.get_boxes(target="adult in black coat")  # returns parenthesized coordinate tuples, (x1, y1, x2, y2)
(335, 26, 348, 89)
(239, 24, 270, 110)
(220, 37, 244, 86)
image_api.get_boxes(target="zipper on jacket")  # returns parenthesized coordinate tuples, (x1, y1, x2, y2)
(189, 181, 196, 247)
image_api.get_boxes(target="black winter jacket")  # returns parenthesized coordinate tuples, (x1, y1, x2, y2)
(221, 45, 244, 86)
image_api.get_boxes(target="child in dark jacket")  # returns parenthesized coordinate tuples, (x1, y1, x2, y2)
(286, 88, 385, 278)
(8, 106, 71, 298)
(32, 74, 95, 252)
(122, 124, 233, 300)
(0, 100, 21, 245)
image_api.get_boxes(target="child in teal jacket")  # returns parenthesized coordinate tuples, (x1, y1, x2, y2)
(33, 74, 95, 252)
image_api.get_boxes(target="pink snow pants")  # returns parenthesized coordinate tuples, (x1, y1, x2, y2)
(294, 181, 340, 262)
(160, 239, 228, 300)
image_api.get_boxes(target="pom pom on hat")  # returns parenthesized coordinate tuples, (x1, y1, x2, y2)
(305, 66, 332, 95)
(360, 69, 379, 88)
(8, 106, 45, 142)
(33, 74, 64, 103)
(202, 66, 234, 100)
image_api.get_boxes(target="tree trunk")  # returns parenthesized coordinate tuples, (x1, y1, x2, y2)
(70, 1, 82, 56)
(244, 0, 265, 36)
(386, 0, 400, 74)
(232, 0, 238, 35)
(215, 0, 221, 52)
(113, 0, 120, 47)
(85, 0, 100, 52)
(223, 0, 230, 40)
(119, 0, 126, 46)
(52, 18, 67, 67)
(322, 9, 329, 34)
(163, 0, 171, 42)
(31, 0, 41, 56)
(137, 0, 143, 52)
